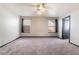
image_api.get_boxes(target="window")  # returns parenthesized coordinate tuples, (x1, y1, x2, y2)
(23, 19, 31, 33)
(48, 20, 56, 33)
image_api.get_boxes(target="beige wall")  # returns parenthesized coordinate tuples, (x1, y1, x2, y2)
(0, 8, 20, 46)
(21, 16, 57, 36)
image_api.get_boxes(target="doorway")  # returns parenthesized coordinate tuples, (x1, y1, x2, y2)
(62, 16, 70, 39)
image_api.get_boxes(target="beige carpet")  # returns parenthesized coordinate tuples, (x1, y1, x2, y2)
(0, 38, 79, 55)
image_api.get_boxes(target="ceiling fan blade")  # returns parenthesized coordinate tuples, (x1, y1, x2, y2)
(23, 3, 51, 9)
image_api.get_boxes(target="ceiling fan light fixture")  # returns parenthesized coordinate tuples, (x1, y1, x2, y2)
(36, 3, 46, 14)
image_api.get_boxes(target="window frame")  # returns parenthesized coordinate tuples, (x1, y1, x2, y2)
(22, 18, 31, 33)
(48, 19, 57, 33)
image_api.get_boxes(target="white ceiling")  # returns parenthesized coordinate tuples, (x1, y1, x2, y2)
(0, 3, 79, 17)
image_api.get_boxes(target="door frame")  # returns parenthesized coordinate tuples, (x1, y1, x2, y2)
(62, 16, 70, 39)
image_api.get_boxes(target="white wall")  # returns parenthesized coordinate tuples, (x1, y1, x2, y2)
(0, 8, 20, 46)
(58, 9, 79, 46)
(21, 16, 57, 36)
(58, 17, 62, 38)
(70, 11, 79, 45)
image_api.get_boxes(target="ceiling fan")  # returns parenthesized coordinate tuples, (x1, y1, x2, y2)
(26, 3, 48, 15)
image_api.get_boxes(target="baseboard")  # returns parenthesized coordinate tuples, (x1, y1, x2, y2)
(0, 36, 20, 48)
(69, 41, 79, 47)
(57, 37, 62, 39)
(20, 36, 58, 38)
